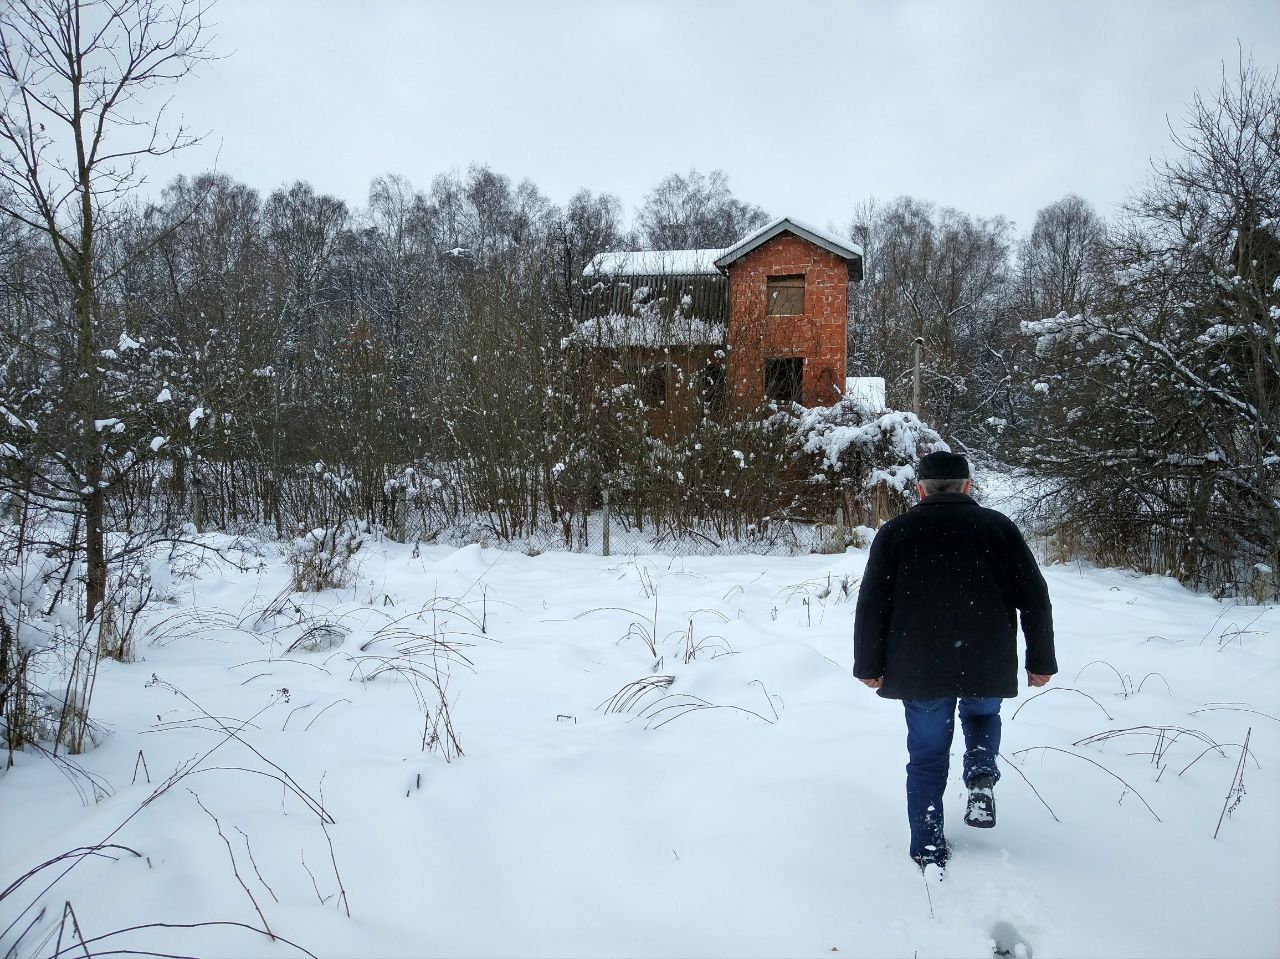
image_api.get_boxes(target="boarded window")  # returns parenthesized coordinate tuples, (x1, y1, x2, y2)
(764, 357, 803, 405)
(766, 275, 805, 316)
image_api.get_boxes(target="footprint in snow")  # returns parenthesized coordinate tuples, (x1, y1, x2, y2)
(991, 921, 1033, 959)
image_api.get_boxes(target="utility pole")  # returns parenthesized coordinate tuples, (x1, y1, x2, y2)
(912, 337, 924, 415)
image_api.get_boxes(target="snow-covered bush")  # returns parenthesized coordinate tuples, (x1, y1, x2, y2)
(602, 412, 800, 544)
(287, 523, 364, 592)
(0, 544, 105, 756)
(1, 552, 60, 659)
(779, 397, 950, 526)
(1001, 64, 1279, 597)
(1, 550, 58, 757)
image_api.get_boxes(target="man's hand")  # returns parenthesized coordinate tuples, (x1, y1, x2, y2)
(1027, 671, 1052, 687)
(859, 677, 882, 689)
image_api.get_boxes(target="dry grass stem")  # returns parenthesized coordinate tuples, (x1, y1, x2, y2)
(1010, 687, 1115, 721)
(1213, 726, 1252, 839)
(191, 791, 276, 941)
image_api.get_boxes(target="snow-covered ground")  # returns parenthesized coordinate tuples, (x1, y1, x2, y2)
(3, 534, 1279, 958)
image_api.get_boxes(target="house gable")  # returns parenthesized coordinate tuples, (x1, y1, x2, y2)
(724, 231, 854, 409)
(716, 217, 863, 281)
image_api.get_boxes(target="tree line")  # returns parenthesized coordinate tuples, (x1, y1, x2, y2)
(849, 65, 1278, 598)
(0, 0, 1275, 766)
(1, 0, 1277, 699)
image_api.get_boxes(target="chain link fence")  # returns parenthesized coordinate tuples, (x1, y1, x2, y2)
(397, 487, 869, 558)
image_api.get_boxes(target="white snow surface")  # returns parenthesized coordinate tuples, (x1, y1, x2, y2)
(564, 312, 726, 348)
(845, 376, 887, 412)
(2, 533, 1278, 958)
(583, 249, 727, 277)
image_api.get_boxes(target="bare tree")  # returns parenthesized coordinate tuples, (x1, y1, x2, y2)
(1015, 194, 1105, 317)
(358, 173, 432, 348)
(549, 188, 624, 321)
(848, 196, 1013, 437)
(637, 168, 769, 250)
(1015, 57, 1279, 596)
(0, 0, 213, 626)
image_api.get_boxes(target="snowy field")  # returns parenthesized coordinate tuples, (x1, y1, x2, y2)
(3, 535, 1279, 958)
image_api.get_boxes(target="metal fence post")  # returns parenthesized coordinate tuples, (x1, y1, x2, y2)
(393, 494, 407, 542)
(602, 488, 611, 558)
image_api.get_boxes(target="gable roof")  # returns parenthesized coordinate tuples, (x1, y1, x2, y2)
(714, 217, 863, 273)
(581, 217, 865, 280)
(583, 248, 726, 277)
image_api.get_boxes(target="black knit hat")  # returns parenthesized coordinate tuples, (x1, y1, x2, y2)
(917, 451, 969, 480)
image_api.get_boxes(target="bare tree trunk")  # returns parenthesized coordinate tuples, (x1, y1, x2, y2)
(77, 210, 106, 623)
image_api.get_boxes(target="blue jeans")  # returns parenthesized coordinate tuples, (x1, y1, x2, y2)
(903, 697, 1002, 859)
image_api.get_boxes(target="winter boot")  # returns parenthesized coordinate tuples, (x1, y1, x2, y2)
(911, 841, 949, 872)
(964, 774, 996, 828)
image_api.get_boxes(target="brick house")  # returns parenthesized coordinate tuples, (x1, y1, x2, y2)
(575, 217, 864, 429)
(716, 218, 864, 409)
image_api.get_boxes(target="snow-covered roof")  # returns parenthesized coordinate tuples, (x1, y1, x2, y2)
(583, 249, 727, 278)
(582, 217, 864, 280)
(715, 217, 863, 270)
(563, 313, 725, 349)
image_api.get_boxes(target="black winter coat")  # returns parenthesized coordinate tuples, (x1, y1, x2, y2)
(852, 493, 1056, 700)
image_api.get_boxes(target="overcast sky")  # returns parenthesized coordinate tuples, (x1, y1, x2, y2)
(157, 0, 1280, 237)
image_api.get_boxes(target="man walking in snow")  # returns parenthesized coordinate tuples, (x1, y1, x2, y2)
(852, 451, 1056, 870)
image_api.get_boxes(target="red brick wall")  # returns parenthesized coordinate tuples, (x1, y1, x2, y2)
(725, 233, 850, 410)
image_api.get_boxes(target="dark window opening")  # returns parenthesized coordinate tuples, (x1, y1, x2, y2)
(766, 274, 805, 316)
(641, 364, 668, 406)
(764, 357, 803, 405)
(701, 362, 725, 415)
